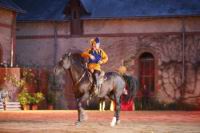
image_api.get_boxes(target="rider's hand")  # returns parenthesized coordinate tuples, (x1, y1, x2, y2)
(98, 60, 103, 64)
(89, 54, 95, 60)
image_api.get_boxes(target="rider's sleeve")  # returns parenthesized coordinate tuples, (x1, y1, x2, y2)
(100, 49, 108, 64)
(81, 49, 90, 58)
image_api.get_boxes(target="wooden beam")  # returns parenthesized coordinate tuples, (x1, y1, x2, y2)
(10, 12, 17, 67)
(0, 23, 12, 29)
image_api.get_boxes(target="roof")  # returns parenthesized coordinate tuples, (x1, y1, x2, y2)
(89, 0, 200, 19)
(15, 0, 69, 21)
(0, 0, 24, 13)
(15, 0, 200, 21)
(79, 0, 94, 14)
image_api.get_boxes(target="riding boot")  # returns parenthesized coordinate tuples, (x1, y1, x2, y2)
(89, 84, 98, 98)
(94, 84, 98, 95)
(92, 70, 101, 96)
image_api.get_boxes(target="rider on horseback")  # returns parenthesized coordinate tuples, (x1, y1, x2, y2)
(81, 37, 108, 95)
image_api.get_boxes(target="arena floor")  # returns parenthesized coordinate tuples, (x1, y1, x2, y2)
(0, 111, 200, 133)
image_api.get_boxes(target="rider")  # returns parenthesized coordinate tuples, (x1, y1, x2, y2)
(81, 37, 108, 95)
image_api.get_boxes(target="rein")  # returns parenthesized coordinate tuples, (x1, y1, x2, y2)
(62, 54, 88, 86)
(70, 68, 86, 86)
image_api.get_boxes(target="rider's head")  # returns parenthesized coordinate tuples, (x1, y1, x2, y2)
(90, 37, 100, 49)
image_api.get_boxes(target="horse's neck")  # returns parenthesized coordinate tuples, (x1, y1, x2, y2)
(69, 63, 85, 84)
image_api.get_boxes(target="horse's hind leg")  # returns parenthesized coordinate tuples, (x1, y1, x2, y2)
(115, 96, 121, 124)
(111, 95, 121, 126)
(99, 98, 106, 111)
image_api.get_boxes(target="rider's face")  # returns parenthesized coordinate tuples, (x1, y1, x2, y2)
(91, 43, 97, 49)
(96, 44, 100, 49)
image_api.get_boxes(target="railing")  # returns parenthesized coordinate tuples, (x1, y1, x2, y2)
(0, 102, 21, 111)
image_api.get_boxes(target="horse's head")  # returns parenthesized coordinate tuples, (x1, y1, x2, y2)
(61, 52, 72, 70)
(54, 52, 72, 75)
(54, 49, 86, 75)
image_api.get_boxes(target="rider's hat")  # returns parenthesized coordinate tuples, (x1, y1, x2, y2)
(95, 37, 100, 46)
(90, 37, 100, 46)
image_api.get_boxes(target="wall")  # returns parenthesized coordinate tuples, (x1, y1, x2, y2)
(16, 22, 70, 67)
(84, 18, 182, 34)
(0, 8, 15, 64)
(16, 17, 200, 109)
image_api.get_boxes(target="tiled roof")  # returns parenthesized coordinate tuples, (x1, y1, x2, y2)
(15, 0, 200, 21)
(0, 0, 24, 13)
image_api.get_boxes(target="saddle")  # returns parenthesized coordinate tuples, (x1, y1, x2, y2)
(87, 71, 106, 84)
(87, 70, 106, 95)
(98, 71, 106, 85)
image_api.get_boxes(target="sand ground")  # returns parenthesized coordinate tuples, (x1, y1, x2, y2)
(0, 111, 199, 133)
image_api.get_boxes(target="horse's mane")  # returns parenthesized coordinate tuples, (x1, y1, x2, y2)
(66, 48, 83, 55)
(65, 48, 86, 66)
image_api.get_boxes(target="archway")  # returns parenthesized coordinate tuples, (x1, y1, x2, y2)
(138, 52, 155, 110)
(139, 52, 155, 92)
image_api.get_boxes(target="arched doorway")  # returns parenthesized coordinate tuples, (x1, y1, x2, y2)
(139, 52, 155, 92)
(138, 52, 155, 110)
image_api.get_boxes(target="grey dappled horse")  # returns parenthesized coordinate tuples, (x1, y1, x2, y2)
(55, 50, 127, 126)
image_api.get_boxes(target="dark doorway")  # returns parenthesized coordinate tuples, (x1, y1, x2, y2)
(138, 52, 155, 110)
(139, 52, 155, 92)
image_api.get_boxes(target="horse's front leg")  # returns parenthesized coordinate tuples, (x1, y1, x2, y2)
(76, 93, 89, 125)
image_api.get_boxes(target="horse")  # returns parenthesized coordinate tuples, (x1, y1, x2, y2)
(54, 50, 134, 126)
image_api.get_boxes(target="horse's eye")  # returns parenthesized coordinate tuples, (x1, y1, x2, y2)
(59, 60, 63, 66)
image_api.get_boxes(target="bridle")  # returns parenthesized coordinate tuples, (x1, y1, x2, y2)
(61, 53, 87, 86)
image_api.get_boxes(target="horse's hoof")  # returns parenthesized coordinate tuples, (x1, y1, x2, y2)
(110, 117, 116, 127)
(116, 120, 120, 125)
(75, 121, 81, 126)
(110, 122, 116, 127)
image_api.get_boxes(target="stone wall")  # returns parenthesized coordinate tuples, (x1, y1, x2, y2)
(156, 34, 200, 106)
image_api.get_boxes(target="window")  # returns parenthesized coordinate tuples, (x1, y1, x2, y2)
(73, 11, 77, 19)
(70, 0, 83, 35)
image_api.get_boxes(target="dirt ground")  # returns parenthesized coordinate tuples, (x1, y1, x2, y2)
(0, 111, 200, 133)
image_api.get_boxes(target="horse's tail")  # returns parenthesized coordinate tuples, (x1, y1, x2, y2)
(122, 75, 139, 102)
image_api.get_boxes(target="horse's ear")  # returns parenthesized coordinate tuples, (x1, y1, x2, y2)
(68, 52, 71, 57)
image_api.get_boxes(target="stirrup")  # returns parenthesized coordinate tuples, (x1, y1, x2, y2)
(94, 86, 98, 95)
(93, 85, 100, 95)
